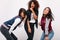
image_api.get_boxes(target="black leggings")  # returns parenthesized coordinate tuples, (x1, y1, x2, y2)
(25, 23, 34, 40)
(0, 26, 17, 40)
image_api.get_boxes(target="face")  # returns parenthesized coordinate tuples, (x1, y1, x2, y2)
(31, 2, 35, 9)
(20, 12, 25, 18)
(43, 8, 49, 15)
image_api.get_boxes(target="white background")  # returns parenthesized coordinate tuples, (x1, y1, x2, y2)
(0, 0, 60, 40)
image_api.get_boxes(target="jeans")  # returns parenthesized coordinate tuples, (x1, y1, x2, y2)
(0, 26, 17, 40)
(40, 30, 54, 40)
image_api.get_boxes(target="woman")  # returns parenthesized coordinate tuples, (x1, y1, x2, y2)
(24, 0, 39, 40)
(0, 8, 27, 40)
(39, 7, 54, 40)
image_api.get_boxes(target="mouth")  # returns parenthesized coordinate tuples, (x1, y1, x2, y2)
(31, 6, 34, 8)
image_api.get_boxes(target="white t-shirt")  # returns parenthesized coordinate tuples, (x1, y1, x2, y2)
(45, 18, 50, 35)
(29, 13, 36, 23)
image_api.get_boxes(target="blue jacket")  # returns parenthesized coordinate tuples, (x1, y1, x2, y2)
(4, 16, 21, 28)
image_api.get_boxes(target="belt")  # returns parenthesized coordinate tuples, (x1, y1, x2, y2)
(2, 24, 9, 29)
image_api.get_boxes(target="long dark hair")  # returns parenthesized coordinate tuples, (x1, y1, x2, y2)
(28, 0, 39, 10)
(18, 8, 26, 17)
(42, 7, 54, 20)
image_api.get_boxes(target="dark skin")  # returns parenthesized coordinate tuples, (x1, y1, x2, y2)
(27, 2, 38, 33)
(30, 2, 38, 20)
(30, 8, 38, 20)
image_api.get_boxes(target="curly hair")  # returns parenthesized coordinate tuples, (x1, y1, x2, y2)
(28, 0, 39, 10)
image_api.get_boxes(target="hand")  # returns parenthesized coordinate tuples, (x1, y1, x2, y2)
(28, 28, 31, 33)
(39, 22, 41, 26)
(25, 15, 27, 19)
(30, 8, 33, 12)
(30, 8, 38, 20)
(9, 29, 12, 34)
(23, 15, 27, 22)
(45, 36, 49, 40)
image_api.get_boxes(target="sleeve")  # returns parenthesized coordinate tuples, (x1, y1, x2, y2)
(26, 10, 30, 21)
(35, 9, 39, 17)
(9, 18, 21, 34)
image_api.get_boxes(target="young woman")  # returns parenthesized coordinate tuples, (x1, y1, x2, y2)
(39, 7, 54, 40)
(0, 8, 27, 40)
(24, 0, 39, 40)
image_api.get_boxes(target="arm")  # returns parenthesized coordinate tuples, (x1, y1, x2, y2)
(26, 10, 31, 33)
(30, 8, 38, 20)
(9, 18, 21, 34)
(32, 10, 38, 20)
(39, 22, 41, 26)
(27, 20, 31, 33)
(39, 17, 42, 26)
(23, 15, 27, 22)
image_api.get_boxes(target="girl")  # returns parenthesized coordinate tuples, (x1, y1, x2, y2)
(39, 7, 54, 40)
(0, 8, 27, 40)
(24, 0, 39, 40)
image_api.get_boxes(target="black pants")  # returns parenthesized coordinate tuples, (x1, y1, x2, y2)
(11, 33, 17, 40)
(0, 26, 17, 40)
(24, 23, 34, 40)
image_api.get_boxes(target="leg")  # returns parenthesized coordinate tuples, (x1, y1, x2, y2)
(24, 23, 34, 40)
(30, 23, 34, 40)
(48, 30, 54, 40)
(27, 23, 34, 40)
(24, 24, 29, 40)
(40, 32, 45, 40)
(0, 26, 14, 40)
